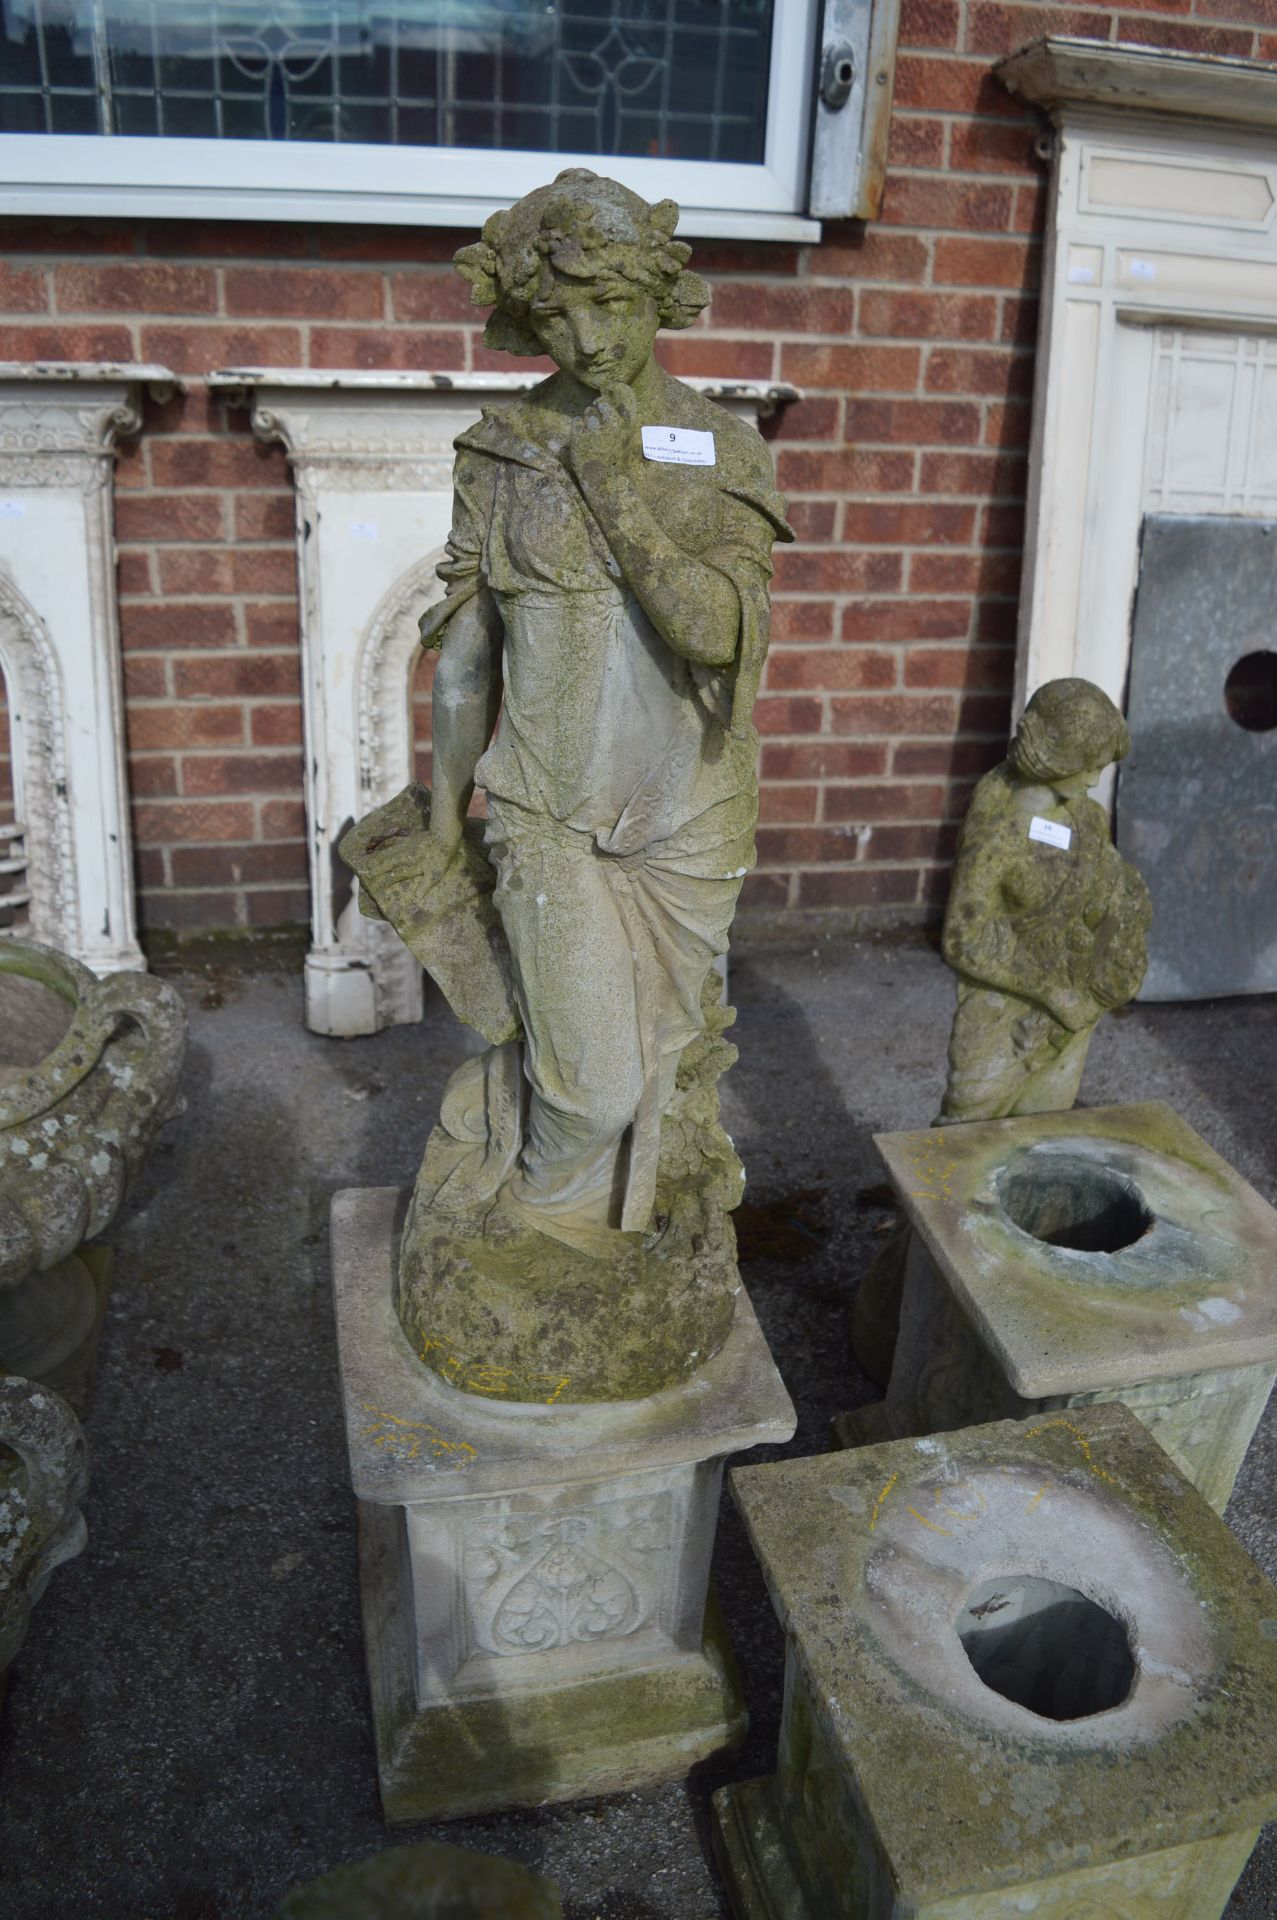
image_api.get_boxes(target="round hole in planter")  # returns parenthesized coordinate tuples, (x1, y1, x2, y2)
(999, 1156, 1153, 1255)
(960, 1575, 1135, 1721)
(1224, 650, 1277, 733)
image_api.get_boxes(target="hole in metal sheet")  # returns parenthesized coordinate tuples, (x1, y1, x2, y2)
(1224, 650, 1277, 733)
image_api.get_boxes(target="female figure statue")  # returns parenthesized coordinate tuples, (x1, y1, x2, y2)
(852, 677, 1150, 1385)
(938, 676, 1150, 1121)
(343, 171, 791, 1402)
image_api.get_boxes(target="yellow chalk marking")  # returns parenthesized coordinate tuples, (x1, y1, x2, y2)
(360, 1404, 476, 1464)
(1023, 1418, 1118, 1485)
(933, 1481, 985, 1523)
(868, 1472, 898, 1533)
(907, 1506, 954, 1537)
(417, 1337, 571, 1406)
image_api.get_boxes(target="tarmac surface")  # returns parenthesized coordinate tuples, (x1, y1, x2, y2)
(3, 929, 1275, 1919)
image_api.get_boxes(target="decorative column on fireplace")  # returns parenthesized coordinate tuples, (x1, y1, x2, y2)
(0, 362, 178, 974)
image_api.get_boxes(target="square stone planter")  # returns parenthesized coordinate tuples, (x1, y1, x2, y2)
(331, 1187, 796, 1823)
(714, 1401, 1277, 1920)
(834, 1101, 1277, 1512)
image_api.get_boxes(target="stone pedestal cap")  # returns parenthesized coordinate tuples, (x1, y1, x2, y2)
(874, 1100, 1277, 1396)
(331, 1187, 796, 1505)
(729, 1401, 1277, 1910)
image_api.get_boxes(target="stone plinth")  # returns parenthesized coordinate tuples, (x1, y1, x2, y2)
(835, 1101, 1277, 1513)
(714, 1402, 1277, 1920)
(331, 1186, 796, 1823)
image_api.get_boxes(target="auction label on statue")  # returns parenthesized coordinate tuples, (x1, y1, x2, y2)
(641, 425, 716, 467)
(1029, 815, 1072, 850)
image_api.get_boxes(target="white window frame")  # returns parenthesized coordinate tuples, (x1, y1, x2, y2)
(0, 0, 821, 240)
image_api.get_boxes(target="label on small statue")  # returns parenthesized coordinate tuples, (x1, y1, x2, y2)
(641, 425, 716, 467)
(1029, 815, 1072, 850)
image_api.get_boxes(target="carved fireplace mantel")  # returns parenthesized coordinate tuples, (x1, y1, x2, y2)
(211, 369, 797, 1037)
(0, 361, 179, 972)
(997, 39, 1277, 734)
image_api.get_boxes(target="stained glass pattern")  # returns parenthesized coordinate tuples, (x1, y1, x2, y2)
(0, 1, 775, 164)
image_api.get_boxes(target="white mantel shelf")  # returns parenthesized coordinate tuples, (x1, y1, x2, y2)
(209, 368, 800, 420)
(0, 361, 182, 399)
(998, 36, 1277, 130)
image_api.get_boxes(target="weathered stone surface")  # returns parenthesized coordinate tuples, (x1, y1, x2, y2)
(0, 1375, 87, 1693)
(716, 1402, 1277, 1919)
(341, 169, 791, 1403)
(0, 1248, 111, 1419)
(339, 785, 519, 1049)
(0, 939, 187, 1286)
(275, 1839, 563, 1918)
(331, 1185, 795, 1820)
(396, 976, 745, 1402)
(836, 1101, 1277, 1513)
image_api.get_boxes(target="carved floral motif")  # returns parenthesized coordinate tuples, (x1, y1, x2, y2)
(463, 1493, 671, 1657)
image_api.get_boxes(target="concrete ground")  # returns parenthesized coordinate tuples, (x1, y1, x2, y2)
(2, 929, 1275, 1919)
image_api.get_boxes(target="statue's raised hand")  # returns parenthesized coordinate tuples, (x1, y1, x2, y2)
(565, 383, 640, 478)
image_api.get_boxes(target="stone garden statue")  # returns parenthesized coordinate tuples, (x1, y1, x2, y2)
(342, 170, 792, 1403)
(938, 675, 1151, 1122)
(853, 676, 1151, 1383)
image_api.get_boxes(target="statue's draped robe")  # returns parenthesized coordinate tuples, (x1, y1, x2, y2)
(421, 379, 790, 1233)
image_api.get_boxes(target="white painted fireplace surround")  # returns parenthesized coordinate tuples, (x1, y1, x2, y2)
(0, 362, 177, 973)
(212, 370, 796, 1037)
(998, 39, 1277, 744)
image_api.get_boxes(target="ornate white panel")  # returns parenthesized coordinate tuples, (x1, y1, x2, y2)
(997, 42, 1277, 764)
(0, 364, 176, 973)
(213, 369, 795, 1036)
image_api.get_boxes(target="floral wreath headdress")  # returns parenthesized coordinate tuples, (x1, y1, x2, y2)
(452, 167, 710, 357)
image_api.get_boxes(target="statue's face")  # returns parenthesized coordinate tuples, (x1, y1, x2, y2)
(527, 275, 660, 390)
(1050, 764, 1105, 799)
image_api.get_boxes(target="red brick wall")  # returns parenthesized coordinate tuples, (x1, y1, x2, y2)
(1, 0, 1273, 940)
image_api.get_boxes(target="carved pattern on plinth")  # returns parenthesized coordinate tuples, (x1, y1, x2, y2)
(463, 1493, 671, 1658)
(0, 366, 177, 972)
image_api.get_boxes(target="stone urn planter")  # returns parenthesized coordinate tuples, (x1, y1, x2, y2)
(0, 939, 186, 1408)
(0, 1374, 87, 1705)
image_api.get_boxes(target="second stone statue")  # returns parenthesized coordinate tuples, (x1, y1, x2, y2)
(343, 167, 793, 1405)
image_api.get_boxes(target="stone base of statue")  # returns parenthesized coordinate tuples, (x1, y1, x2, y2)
(332, 1185, 796, 1823)
(0, 1246, 112, 1417)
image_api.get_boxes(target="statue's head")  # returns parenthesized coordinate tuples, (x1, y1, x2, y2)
(452, 169, 709, 389)
(1009, 678, 1130, 792)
